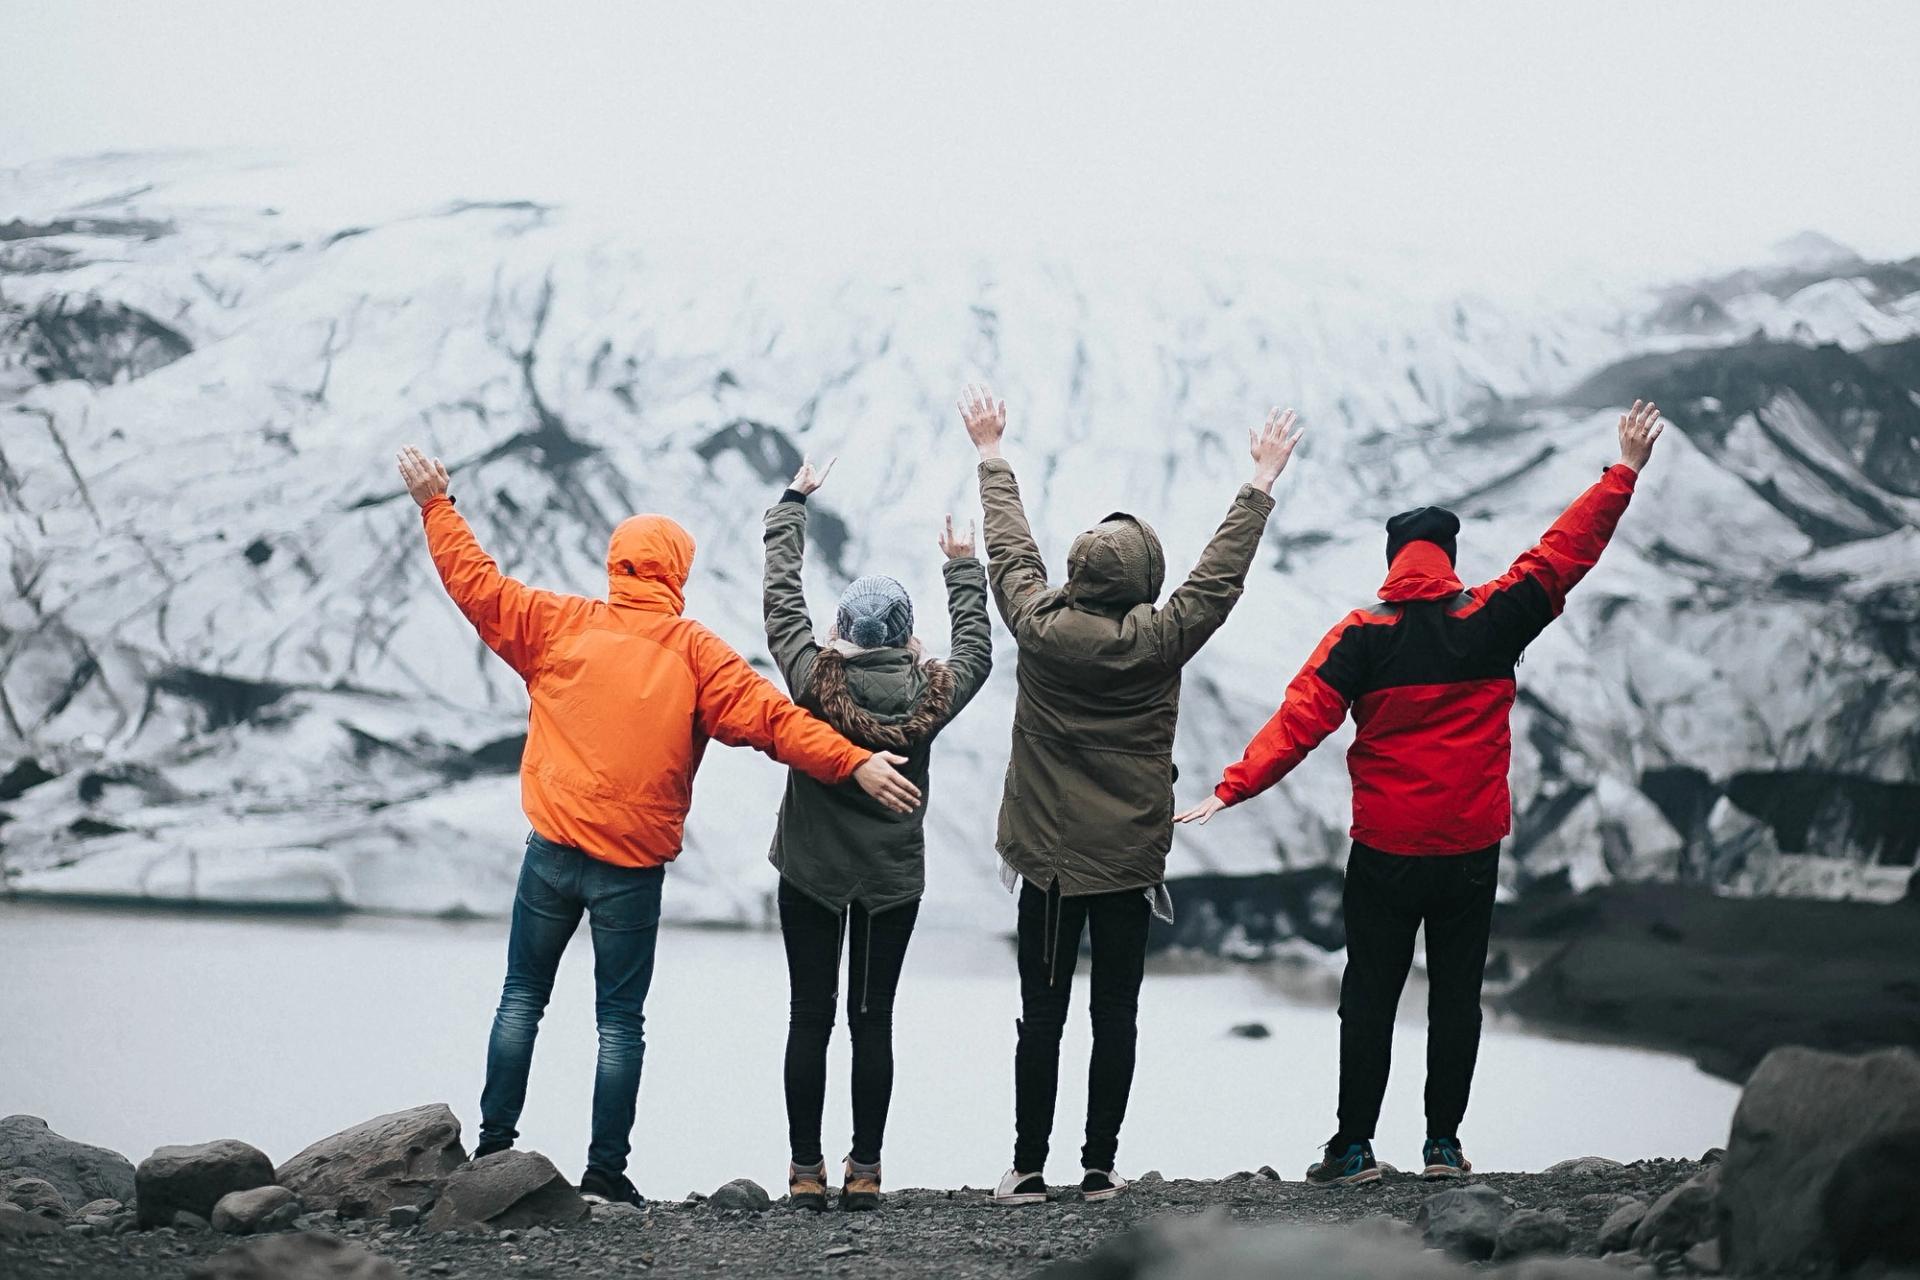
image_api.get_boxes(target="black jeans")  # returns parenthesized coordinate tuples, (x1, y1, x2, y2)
(778, 878, 920, 1167)
(1336, 841, 1499, 1143)
(1012, 879, 1151, 1174)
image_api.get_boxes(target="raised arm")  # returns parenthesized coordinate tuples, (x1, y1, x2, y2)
(398, 445, 577, 681)
(959, 384, 1051, 635)
(1470, 400, 1663, 655)
(935, 514, 994, 716)
(761, 458, 835, 694)
(1153, 407, 1302, 669)
(687, 626, 924, 814)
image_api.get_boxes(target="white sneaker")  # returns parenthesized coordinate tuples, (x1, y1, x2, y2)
(1080, 1169, 1128, 1201)
(991, 1168, 1047, 1205)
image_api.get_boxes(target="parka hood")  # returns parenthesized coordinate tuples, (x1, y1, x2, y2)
(1379, 540, 1466, 603)
(1065, 512, 1167, 610)
(607, 514, 695, 614)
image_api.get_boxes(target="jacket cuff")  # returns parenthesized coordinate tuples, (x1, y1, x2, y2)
(977, 457, 1014, 477)
(421, 494, 455, 516)
(1213, 780, 1240, 805)
(1235, 484, 1277, 515)
(779, 489, 808, 505)
(942, 554, 986, 576)
(1604, 463, 1640, 491)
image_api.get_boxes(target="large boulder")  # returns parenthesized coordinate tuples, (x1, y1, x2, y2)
(1417, 1183, 1512, 1261)
(136, 1139, 277, 1228)
(5, 1175, 70, 1218)
(1495, 1208, 1571, 1259)
(212, 1184, 303, 1235)
(1820, 1127, 1920, 1269)
(0, 1115, 137, 1208)
(1630, 1166, 1719, 1254)
(189, 1230, 401, 1279)
(274, 1104, 465, 1218)
(420, 1150, 588, 1232)
(1719, 1045, 1920, 1273)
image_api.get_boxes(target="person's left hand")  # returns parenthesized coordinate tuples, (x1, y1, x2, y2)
(1174, 796, 1227, 826)
(790, 456, 837, 496)
(938, 514, 977, 560)
(396, 446, 451, 508)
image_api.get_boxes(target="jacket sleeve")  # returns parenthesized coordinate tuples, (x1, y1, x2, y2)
(420, 495, 577, 680)
(1214, 613, 1370, 806)
(1152, 484, 1277, 670)
(761, 496, 821, 696)
(977, 459, 1051, 637)
(687, 627, 870, 785)
(1471, 464, 1638, 655)
(939, 555, 994, 719)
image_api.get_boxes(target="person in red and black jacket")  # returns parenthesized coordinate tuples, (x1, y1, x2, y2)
(1176, 400, 1666, 1186)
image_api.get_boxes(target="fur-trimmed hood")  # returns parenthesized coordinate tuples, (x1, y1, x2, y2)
(809, 648, 954, 753)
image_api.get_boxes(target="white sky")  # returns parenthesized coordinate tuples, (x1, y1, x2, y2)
(5, 1, 1919, 274)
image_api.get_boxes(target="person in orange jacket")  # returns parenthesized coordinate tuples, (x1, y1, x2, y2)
(396, 446, 921, 1208)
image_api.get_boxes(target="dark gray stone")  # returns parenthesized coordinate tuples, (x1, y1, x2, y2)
(420, 1150, 587, 1232)
(274, 1104, 466, 1218)
(1069, 1220, 1463, 1280)
(1495, 1208, 1572, 1259)
(1417, 1182, 1511, 1260)
(175, 1209, 212, 1231)
(0, 1115, 137, 1209)
(0, 1202, 63, 1239)
(137, 1139, 276, 1228)
(1719, 1046, 1920, 1273)
(1820, 1127, 1920, 1269)
(75, 1197, 124, 1217)
(5, 1174, 69, 1218)
(386, 1204, 420, 1231)
(1542, 1156, 1625, 1177)
(213, 1184, 302, 1234)
(1228, 1022, 1271, 1039)
(709, 1178, 771, 1212)
(1630, 1166, 1718, 1254)
(1596, 1199, 1648, 1253)
(1684, 1239, 1722, 1273)
(189, 1230, 403, 1279)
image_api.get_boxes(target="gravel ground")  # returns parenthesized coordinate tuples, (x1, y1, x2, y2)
(0, 1158, 1707, 1279)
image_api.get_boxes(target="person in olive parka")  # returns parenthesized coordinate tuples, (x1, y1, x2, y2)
(762, 456, 994, 1212)
(954, 384, 1305, 1206)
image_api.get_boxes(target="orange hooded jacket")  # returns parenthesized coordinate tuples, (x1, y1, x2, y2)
(420, 496, 871, 868)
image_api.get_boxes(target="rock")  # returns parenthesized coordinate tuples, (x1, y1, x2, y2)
(1596, 1199, 1648, 1253)
(1229, 1022, 1271, 1039)
(1577, 1192, 1640, 1212)
(213, 1185, 302, 1234)
(1543, 1156, 1625, 1178)
(1057, 1220, 1461, 1280)
(175, 1209, 213, 1231)
(590, 1200, 645, 1223)
(274, 1104, 466, 1218)
(1699, 1147, 1725, 1165)
(0, 1202, 63, 1239)
(1820, 1127, 1920, 1268)
(1256, 1165, 1281, 1180)
(76, 1197, 125, 1217)
(386, 1204, 419, 1231)
(1631, 1166, 1719, 1254)
(189, 1230, 403, 1278)
(1719, 1046, 1920, 1273)
(1416, 1183, 1511, 1260)
(1138, 1170, 1165, 1185)
(1684, 1239, 1722, 1273)
(0, 1115, 138, 1209)
(6, 1174, 70, 1218)
(1504, 1261, 1633, 1279)
(708, 1178, 771, 1213)
(1497, 1208, 1572, 1259)
(136, 1140, 277, 1228)
(420, 1150, 588, 1232)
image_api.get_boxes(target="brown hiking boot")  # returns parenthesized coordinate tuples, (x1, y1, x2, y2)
(841, 1158, 882, 1211)
(789, 1161, 828, 1212)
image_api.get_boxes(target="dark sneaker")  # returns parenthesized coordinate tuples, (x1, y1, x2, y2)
(1306, 1137, 1381, 1187)
(1422, 1137, 1472, 1180)
(991, 1169, 1048, 1205)
(472, 1139, 512, 1159)
(789, 1161, 828, 1213)
(1079, 1169, 1128, 1201)
(579, 1168, 646, 1208)
(841, 1159, 882, 1212)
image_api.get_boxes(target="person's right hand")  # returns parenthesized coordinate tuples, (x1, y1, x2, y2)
(1174, 796, 1227, 826)
(1616, 399, 1665, 472)
(957, 383, 1007, 460)
(789, 456, 836, 496)
(396, 446, 451, 508)
(853, 752, 923, 814)
(1249, 407, 1305, 493)
(937, 514, 977, 561)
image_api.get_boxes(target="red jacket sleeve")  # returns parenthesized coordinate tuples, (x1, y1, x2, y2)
(1214, 613, 1368, 806)
(1469, 464, 1638, 650)
(421, 496, 581, 680)
(687, 627, 870, 785)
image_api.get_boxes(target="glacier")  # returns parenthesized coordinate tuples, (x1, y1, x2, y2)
(2, 154, 1916, 930)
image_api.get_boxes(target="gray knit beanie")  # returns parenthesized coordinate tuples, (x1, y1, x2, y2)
(835, 575, 914, 649)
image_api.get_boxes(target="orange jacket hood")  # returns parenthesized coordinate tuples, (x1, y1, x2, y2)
(1379, 541, 1465, 602)
(608, 515, 695, 614)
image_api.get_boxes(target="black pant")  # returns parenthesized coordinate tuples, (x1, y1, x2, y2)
(1012, 879, 1151, 1174)
(1336, 841, 1499, 1143)
(779, 878, 920, 1167)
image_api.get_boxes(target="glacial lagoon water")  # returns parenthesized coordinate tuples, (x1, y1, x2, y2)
(1, 902, 1739, 1195)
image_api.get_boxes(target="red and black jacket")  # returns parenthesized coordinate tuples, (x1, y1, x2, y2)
(1213, 465, 1639, 855)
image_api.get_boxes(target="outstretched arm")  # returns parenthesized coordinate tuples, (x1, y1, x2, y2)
(762, 457, 835, 694)
(960, 384, 1051, 635)
(398, 445, 576, 681)
(936, 514, 994, 716)
(1155, 408, 1302, 669)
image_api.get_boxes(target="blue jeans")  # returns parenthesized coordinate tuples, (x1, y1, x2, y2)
(477, 832, 665, 1177)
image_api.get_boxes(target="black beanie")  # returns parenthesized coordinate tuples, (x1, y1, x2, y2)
(1385, 506, 1460, 567)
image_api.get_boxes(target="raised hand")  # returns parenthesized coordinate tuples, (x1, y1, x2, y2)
(937, 513, 977, 561)
(956, 383, 1008, 460)
(1616, 400, 1665, 473)
(852, 751, 923, 814)
(396, 446, 451, 508)
(790, 456, 837, 496)
(1249, 406, 1306, 493)
(1174, 796, 1227, 826)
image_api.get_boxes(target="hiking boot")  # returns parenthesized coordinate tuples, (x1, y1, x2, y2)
(472, 1139, 512, 1159)
(578, 1168, 646, 1208)
(788, 1161, 828, 1212)
(1422, 1136, 1472, 1180)
(1305, 1137, 1381, 1187)
(842, 1158, 882, 1211)
(1079, 1169, 1128, 1201)
(991, 1169, 1048, 1205)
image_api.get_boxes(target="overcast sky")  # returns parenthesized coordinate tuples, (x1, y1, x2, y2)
(5, 1, 1918, 274)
